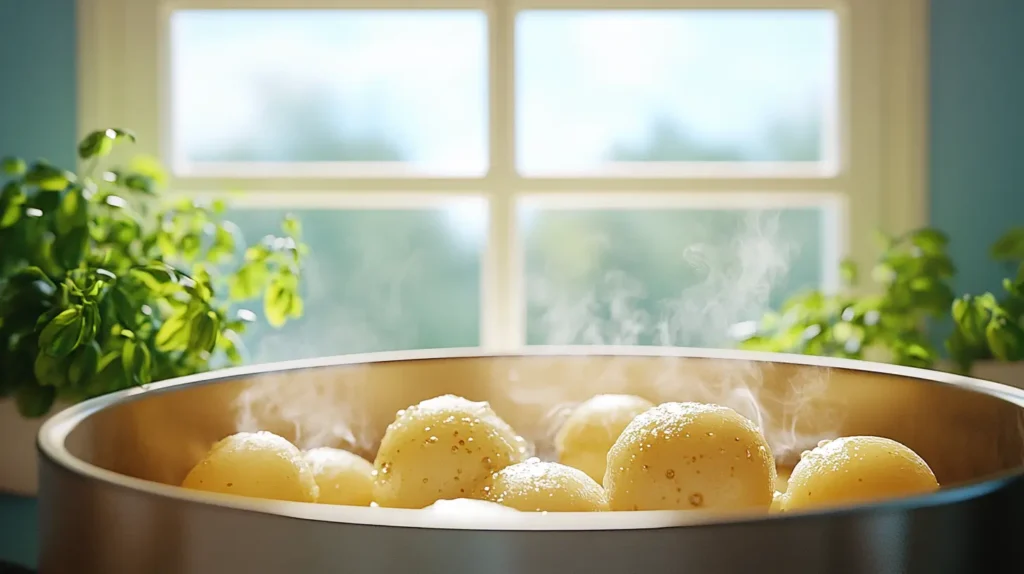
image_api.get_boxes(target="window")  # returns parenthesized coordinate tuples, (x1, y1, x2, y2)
(80, 0, 927, 360)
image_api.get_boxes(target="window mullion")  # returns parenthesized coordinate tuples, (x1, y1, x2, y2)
(482, 0, 519, 350)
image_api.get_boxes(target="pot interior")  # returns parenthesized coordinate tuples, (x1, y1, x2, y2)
(61, 351, 1024, 495)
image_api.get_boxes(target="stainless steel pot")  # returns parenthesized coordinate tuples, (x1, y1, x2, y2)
(37, 347, 1024, 574)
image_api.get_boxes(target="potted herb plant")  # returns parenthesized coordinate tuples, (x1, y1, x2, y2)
(946, 228, 1024, 382)
(0, 129, 306, 493)
(740, 227, 1024, 387)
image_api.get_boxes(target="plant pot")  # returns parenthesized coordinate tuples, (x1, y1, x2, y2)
(0, 398, 67, 496)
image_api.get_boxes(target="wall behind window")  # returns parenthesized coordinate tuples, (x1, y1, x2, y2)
(0, 0, 1022, 568)
(0, 1, 76, 567)
(930, 0, 1024, 299)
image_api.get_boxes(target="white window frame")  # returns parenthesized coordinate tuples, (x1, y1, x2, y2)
(77, 0, 929, 351)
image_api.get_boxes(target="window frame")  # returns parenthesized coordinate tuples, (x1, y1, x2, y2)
(78, 0, 929, 351)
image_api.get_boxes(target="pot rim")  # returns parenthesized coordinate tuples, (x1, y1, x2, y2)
(36, 346, 1024, 531)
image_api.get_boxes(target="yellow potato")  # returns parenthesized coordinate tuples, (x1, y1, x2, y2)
(182, 431, 319, 503)
(476, 461, 609, 512)
(304, 447, 374, 506)
(770, 491, 784, 513)
(782, 436, 939, 512)
(373, 395, 526, 509)
(555, 394, 655, 483)
(604, 402, 776, 511)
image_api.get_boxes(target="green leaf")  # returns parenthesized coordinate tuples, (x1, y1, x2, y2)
(1, 156, 26, 176)
(208, 225, 236, 262)
(110, 286, 139, 329)
(54, 225, 90, 269)
(39, 307, 86, 358)
(122, 173, 155, 195)
(3, 266, 56, 296)
(922, 254, 956, 278)
(87, 358, 127, 397)
(25, 161, 75, 191)
(0, 181, 27, 228)
(986, 314, 1024, 362)
(34, 351, 68, 388)
(909, 228, 949, 255)
(839, 259, 857, 287)
(871, 263, 896, 285)
(68, 341, 101, 387)
(122, 338, 153, 385)
(264, 281, 292, 328)
(16, 384, 56, 418)
(904, 343, 934, 362)
(80, 301, 100, 345)
(991, 227, 1024, 262)
(77, 128, 136, 160)
(78, 132, 112, 160)
(33, 307, 62, 332)
(951, 296, 987, 345)
(130, 264, 177, 290)
(189, 310, 219, 354)
(282, 215, 302, 238)
(137, 342, 152, 384)
(228, 263, 268, 300)
(912, 280, 955, 314)
(181, 233, 202, 261)
(220, 329, 244, 363)
(154, 311, 192, 352)
(56, 186, 89, 234)
(128, 154, 167, 187)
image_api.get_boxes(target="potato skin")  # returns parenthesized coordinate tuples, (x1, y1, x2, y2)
(555, 394, 655, 483)
(182, 431, 319, 503)
(476, 461, 609, 512)
(604, 402, 776, 511)
(373, 395, 526, 509)
(782, 436, 939, 512)
(304, 447, 375, 506)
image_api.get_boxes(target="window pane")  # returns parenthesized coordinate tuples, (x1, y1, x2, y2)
(521, 204, 830, 347)
(170, 10, 488, 175)
(516, 10, 838, 175)
(226, 203, 485, 363)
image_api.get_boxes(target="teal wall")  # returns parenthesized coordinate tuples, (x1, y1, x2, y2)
(1, 0, 1022, 569)
(930, 0, 1024, 299)
(0, 0, 77, 567)
(0, 0, 77, 168)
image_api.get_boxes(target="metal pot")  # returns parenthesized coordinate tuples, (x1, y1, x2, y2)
(37, 348, 1024, 574)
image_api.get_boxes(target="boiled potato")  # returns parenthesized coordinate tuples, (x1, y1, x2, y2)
(373, 395, 526, 509)
(604, 402, 776, 511)
(782, 436, 939, 512)
(555, 394, 655, 483)
(476, 461, 609, 512)
(304, 447, 374, 506)
(182, 431, 319, 503)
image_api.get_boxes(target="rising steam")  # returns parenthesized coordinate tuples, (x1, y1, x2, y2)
(231, 209, 843, 465)
(233, 366, 382, 457)
(519, 210, 842, 463)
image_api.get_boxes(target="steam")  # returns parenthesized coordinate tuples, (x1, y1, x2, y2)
(519, 210, 842, 463)
(230, 208, 843, 466)
(529, 211, 790, 348)
(655, 213, 791, 348)
(233, 366, 381, 456)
